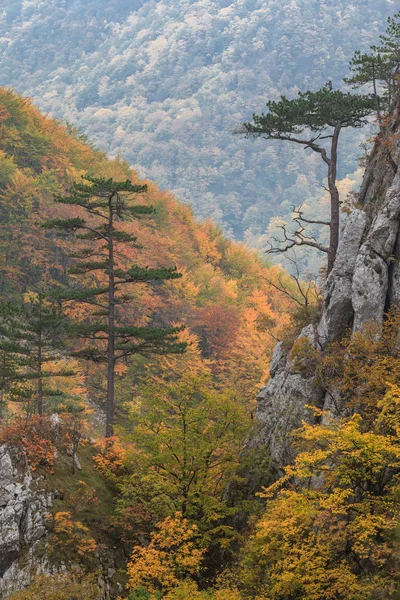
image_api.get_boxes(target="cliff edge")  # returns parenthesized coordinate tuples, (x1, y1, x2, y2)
(253, 109, 400, 469)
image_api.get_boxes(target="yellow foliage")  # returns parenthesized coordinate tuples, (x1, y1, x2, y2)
(50, 511, 97, 557)
(6, 572, 99, 600)
(162, 581, 242, 600)
(126, 513, 204, 594)
(241, 412, 400, 599)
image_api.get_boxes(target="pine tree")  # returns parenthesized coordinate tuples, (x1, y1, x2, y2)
(43, 176, 186, 437)
(21, 291, 74, 416)
(375, 11, 400, 80)
(0, 302, 35, 417)
(345, 51, 391, 119)
(346, 12, 400, 115)
(239, 85, 375, 272)
(0, 296, 74, 417)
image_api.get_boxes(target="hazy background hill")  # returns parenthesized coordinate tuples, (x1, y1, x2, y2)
(0, 0, 392, 252)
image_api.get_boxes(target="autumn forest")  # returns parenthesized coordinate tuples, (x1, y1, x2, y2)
(1, 4, 400, 600)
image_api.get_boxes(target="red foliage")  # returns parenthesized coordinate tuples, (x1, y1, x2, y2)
(193, 303, 240, 358)
(0, 416, 57, 473)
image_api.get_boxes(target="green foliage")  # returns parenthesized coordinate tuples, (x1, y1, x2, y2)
(44, 176, 185, 365)
(6, 572, 99, 600)
(0, 301, 38, 409)
(347, 12, 400, 111)
(242, 84, 374, 271)
(116, 375, 250, 554)
(0, 294, 74, 415)
(245, 84, 375, 137)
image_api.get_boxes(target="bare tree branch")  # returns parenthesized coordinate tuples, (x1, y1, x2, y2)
(292, 204, 331, 227)
(266, 219, 329, 256)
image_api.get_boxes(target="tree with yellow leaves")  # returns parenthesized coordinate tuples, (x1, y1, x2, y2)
(241, 403, 400, 599)
(126, 513, 204, 595)
(48, 510, 97, 562)
(7, 572, 99, 600)
(117, 373, 250, 553)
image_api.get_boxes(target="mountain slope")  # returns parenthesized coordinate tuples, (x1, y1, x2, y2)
(0, 0, 392, 242)
(0, 86, 298, 408)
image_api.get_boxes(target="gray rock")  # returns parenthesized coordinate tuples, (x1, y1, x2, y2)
(352, 171, 400, 331)
(252, 325, 324, 468)
(0, 445, 52, 597)
(318, 209, 368, 344)
(252, 120, 400, 472)
(268, 342, 287, 378)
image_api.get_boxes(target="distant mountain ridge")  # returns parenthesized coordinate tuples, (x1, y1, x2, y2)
(0, 0, 392, 242)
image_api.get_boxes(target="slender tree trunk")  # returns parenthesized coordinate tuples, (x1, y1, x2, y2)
(106, 196, 116, 438)
(372, 66, 382, 124)
(71, 414, 79, 475)
(37, 298, 43, 416)
(37, 352, 43, 415)
(0, 353, 5, 421)
(327, 125, 341, 274)
(181, 410, 188, 517)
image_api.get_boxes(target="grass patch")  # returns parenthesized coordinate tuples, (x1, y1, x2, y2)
(46, 443, 117, 542)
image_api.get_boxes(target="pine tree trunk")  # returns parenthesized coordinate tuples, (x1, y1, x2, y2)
(37, 367, 43, 416)
(37, 299, 43, 416)
(327, 125, 341, 274)
(106, 197, 116, 438)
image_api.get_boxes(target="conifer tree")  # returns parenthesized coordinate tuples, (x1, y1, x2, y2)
(345, 51, 390, 119)
(43, 177, 186, 437)
(240, 85, 375, 272)
(21, 291, 74, 416)
(0, 302, 35, 417)
(346, 12, 400, 114)
(0, 296, 73, 417)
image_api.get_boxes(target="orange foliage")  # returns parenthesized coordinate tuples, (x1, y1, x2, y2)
(0, 87, 298, 419)
(49, 511, 97, 557)
(0, 416, 57, 472)
(93, 436, 127, 478)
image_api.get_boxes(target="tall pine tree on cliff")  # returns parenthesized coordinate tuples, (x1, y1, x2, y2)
(43, 177, 186, 437)
(239, 85, 375, 273)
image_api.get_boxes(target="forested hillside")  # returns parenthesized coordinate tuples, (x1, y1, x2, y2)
(0, 86, 298, 407)
(0, 88, 309, 598)
(3, 8, 400, 600)
(0, 0, 392, 244)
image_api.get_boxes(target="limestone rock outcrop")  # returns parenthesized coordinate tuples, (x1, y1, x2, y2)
(255, 117, 400, 469)
(0, 445, 52, 598)
(253, 326, 324, 470)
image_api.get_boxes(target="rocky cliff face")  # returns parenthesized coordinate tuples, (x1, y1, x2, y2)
(254, 113, 400, 470)
(0, 445, 53, 598)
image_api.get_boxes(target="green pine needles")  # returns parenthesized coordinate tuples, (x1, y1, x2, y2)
(43, 176, 186, 437)
(241, 84, 375, 273)
(0, 294, 74, 418)
(346, 12, 400, 116)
